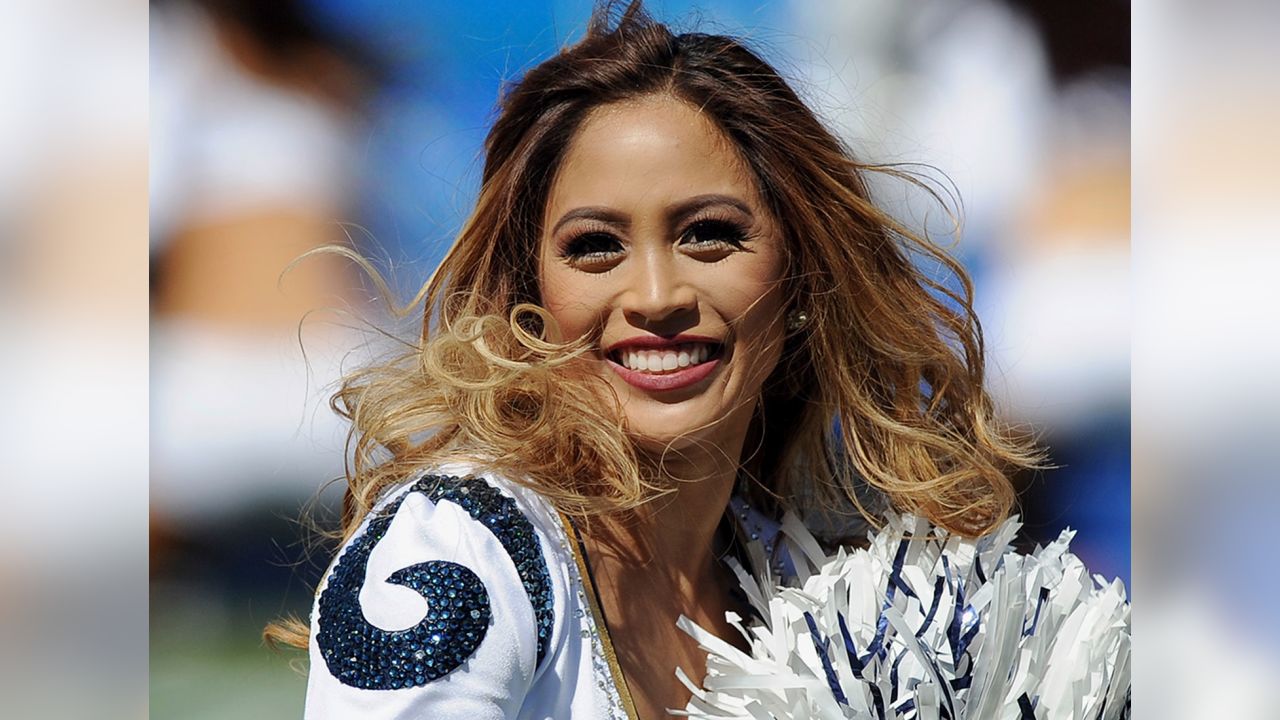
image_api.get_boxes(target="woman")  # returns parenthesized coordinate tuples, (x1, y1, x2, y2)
(274, 2, 1040, 717)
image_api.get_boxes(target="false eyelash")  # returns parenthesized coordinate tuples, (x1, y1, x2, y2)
(555, 211, 755, 262)
(559, 231, 622, 259)
(557, 218, 626, 261)
(679, 214, 755, 248)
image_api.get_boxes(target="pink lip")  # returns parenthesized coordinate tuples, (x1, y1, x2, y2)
(603, 334, 724, 392)
(608, 356, 721, 392)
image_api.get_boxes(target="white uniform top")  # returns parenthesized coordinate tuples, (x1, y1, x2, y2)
(304, 464, 786, 719)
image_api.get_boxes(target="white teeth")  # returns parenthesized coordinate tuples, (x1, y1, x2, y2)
(619, 343, 716, 374)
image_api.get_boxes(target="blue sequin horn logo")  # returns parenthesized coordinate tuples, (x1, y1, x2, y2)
(316, 475, 554, 690)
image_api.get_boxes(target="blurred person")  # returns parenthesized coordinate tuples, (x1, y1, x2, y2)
(986, 78, 1130, 583)
(271, 3, 1128, 718)
(978, 0, 1130, 585)
(2, 1, 148, 718)
(149, 0, 382, 542)
(1131, 2, 1280, 714)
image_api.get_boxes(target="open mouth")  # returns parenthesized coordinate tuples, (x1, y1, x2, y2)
(607, 342, 724, 375)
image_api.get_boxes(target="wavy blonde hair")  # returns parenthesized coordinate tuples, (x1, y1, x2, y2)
(267, 1, 1042, 649)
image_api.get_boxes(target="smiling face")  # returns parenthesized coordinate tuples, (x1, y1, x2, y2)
(538, 94, 787, 455)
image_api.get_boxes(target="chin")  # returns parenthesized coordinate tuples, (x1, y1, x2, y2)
(625, 423, 706, 455)
(620, 399, 753, 458)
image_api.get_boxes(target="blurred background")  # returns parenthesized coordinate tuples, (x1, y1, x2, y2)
(27, 1, 1280, 718)
(0, 0, 148, 717)
(16, 0, 1280, 718)
(145, 0, 1130, 716)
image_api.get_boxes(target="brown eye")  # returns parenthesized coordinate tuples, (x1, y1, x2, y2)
(680, 219, 748, 249)
(560, 231, 624, 269)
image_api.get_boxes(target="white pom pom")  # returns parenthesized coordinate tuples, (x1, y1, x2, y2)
(676, 514, 1131, 719)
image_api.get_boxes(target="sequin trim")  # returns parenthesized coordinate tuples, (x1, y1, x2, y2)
(316, 474, 555, 690)
(729, 495, 787, 578)
(555, 512, 637, 720)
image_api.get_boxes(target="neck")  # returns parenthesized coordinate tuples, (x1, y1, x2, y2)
(584, 427, 750, 598)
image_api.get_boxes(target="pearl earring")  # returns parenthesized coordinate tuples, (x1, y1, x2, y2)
(786, 309, 809, 332)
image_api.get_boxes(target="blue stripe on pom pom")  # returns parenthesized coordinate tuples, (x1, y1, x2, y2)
(887, 538, 912, 602)
(888, 647, 906, 704)
(949, 653, 973, 691)
(804, 611, 849, 706)
(1024, 586, 1051, 637)
(869, 685, 886, 719)
(917, 575, 946, 638)
(837, 612, 864, 674)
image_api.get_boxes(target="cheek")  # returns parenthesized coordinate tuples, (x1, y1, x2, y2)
(728, 247, 786, 319)
(737, 287, 786, 356)
(537, 263, 599, 343)
(728, 252, 788, 364)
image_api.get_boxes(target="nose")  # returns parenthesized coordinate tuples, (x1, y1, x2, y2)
(621, 247, 697, 328)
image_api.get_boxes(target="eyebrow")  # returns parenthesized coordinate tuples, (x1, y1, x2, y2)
(548, 206, 629, 237)
(548, 193, 754, 237)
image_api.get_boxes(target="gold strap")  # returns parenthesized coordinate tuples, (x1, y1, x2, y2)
(561, 514, 641, 720)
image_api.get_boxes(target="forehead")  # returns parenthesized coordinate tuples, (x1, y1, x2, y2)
(545, 94, 760, 216)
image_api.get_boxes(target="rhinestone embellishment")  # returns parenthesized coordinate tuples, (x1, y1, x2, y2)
(315, 504, 489, 689)
(426, 475, 555, 665)
(316, 474, 555, 690)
